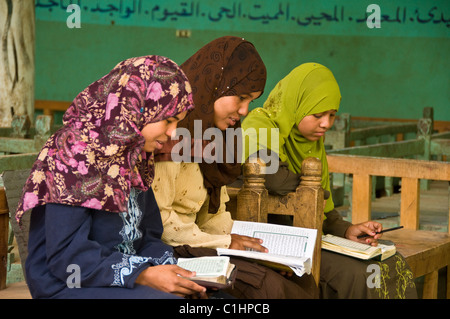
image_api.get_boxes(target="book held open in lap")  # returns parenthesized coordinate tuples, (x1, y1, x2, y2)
(177, 256, 236, 289)
(216, 221, 317, 277)
(321, 234, 396, 261)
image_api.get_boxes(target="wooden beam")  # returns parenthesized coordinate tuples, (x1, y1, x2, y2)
(400, 177, 420, 230)
(0, 137, 39, 153)
(327, 155, 450, 181)
(430, 139, 450, 157)
(349, 122, 417, 141)
(34, 100, 70, 115)
(0, 153, 38, 172)
(422, 270, 438, 299)
(328, 139, 424, 158)
(351, 174, 372, 224)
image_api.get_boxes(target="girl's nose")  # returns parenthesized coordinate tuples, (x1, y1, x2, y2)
(320, 115, 332, 129)
(238, 104, 249, 117)
(166, 123, 177, 137)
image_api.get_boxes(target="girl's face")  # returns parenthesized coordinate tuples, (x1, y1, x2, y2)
(140, 111, 188, 152)
(213, 91, 262, 130)
(297, 109, 337, 141)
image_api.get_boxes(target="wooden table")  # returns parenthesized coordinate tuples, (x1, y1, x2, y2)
(384, 229, 450, 299)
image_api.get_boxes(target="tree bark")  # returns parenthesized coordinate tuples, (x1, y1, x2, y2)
(0, 0, 35, 127)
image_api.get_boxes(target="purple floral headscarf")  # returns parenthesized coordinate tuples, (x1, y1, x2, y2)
(16, 56, 194, 223)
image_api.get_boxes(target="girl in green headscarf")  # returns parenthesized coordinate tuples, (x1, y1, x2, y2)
(242, 62, 381, 240)
(243, 62, 340, 214)
(242, 63, 417, 299)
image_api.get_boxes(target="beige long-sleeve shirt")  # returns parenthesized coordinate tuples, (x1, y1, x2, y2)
(152, 161, 234, 249)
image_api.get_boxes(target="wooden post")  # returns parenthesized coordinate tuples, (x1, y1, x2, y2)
(34, 115, 53, 149)
(236, 158, 268, 223)
(418, 107, 433, 191)
(0, 0, 35, 127)
(400, 177, 420, 230)
(10, 115, 31, 138)
(296, 157, 324, 285)
(422, 270, 438, 299)
(352, 174, 372, 224)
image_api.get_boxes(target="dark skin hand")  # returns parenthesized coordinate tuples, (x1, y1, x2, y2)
(229, 234, 268, 252)
(135, 264, 207, 298)
(229, 234, 294, 277)
(229, 220, 383, 277)
(345, 221, 383, 246)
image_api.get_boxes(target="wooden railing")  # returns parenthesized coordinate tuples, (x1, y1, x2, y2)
(327, 154, 450, 298)
(0, 115, 56, 171)
(327, 154, 450, 231)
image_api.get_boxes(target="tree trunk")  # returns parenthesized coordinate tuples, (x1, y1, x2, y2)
(0, 0, 35, 127)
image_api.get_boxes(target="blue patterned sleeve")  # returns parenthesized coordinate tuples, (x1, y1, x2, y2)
(134, 188, 177, 265)
(44, 204, 151, 289)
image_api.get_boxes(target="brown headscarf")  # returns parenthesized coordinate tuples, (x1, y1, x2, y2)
(155, 36, 267, 214)
(16, 56, 194, 223)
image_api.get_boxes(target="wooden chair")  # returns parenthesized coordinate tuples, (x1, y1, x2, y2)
(227, 157, 324, 285)
(0, 187, 9, 289)
(327, 154, 450, 299)
(0, 169, 32, 290)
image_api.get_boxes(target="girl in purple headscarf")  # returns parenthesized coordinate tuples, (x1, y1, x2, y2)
(15, 55, 208, 299)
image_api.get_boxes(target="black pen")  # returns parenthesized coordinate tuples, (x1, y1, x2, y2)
(357, 226, 404, 239)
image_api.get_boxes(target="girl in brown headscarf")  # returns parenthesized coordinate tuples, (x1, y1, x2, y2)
(152, 36, 318, 298)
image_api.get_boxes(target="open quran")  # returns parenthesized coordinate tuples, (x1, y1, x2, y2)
(177, 256, 236, 289)
(216, 220, 317, 277)
(321, 234, 396, 261)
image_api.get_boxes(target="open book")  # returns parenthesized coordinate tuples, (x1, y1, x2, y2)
(321, 234, 396, 261)
(216, 220, 317, 277)
(177, 256, 236, 289)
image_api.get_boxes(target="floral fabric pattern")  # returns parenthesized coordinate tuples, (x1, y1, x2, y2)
(16, 56, 194, 222)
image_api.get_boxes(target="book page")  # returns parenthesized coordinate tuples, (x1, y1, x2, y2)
(231, 220, 317, 260)
(177, 256, 230, 277)
(321, 234, 385, 260)
(322, 234, 375, 252)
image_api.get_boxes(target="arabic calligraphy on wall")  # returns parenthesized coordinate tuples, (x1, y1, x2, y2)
(36, 0, 450, 38)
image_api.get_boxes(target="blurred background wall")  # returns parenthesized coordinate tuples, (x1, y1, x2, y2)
(34, 0, 449, 122)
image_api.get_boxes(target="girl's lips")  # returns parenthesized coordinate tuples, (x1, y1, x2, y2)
(155, 140, 166, 149)
(228, 117, 239, 126)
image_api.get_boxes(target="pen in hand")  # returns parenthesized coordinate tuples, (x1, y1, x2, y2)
(357, 226, 404, 239)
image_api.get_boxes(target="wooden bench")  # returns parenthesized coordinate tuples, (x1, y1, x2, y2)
(0, 114, 56, 155)
(227, 157, 325, 286)
(0, 114, 53, 174)
(0, 115, 52, 290)
(326, 107, 450, 206)
(0, 169, 33, 290)
(35, 100, 70, 118)
(327, 154, 450, 299)
(227, 155, 450, 298)
(0, 188, 9, 289)
(326, 107, 441, 150)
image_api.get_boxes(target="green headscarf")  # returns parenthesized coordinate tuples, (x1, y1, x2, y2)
(241, 63, 341, 213)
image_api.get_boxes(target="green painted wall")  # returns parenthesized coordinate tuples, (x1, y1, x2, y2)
(35, 1, 450, 121)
